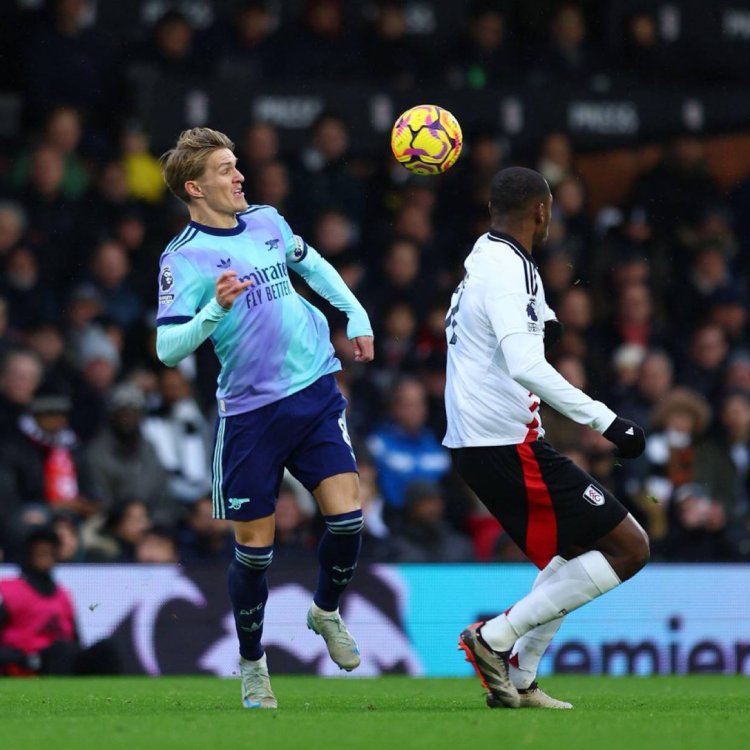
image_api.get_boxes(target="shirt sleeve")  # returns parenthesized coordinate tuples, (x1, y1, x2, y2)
(267, 207, 372, 338)
(289, 240, 373, 339)
(500, 332, 617, 432)
(156, 252, 206, 326)
(156, 299, 230, 367)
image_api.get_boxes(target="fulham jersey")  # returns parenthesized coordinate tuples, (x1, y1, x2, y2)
(443, 231, 615, 448)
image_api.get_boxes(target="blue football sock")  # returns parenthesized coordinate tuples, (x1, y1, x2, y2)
(314, 509, 364, 612)
(228, 543, 273, 661)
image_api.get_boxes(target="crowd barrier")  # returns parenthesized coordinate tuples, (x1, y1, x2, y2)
(1, 563, 747, 676)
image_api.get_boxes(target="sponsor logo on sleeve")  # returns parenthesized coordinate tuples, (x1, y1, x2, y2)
(583, 483, 605, 506)
(160, 266, 174, 291)
(526, 297, 542, 332)
(159, 266, 175, 304)
(291, 235, 307, 262)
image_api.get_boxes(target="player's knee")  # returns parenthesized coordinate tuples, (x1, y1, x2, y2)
(340, 499, 363, 515)
(313, 473, 360, 511)
(602, 514, 650, 581)
(618, 534, 650, 581)
(629, 516, 650, 572)
(631, 534, 650, 572)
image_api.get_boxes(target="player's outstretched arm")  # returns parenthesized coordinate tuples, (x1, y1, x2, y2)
(500, 333, 646, 458)
(288, 239, 374, 361)
(156, 271, 251, 367)
(501, 332, 617, 433)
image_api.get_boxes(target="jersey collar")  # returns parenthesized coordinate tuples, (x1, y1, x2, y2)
(487, 230, 537, 266)
(188, 216, 246, 236)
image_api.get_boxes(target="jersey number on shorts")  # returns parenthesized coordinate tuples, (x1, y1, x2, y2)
(445, 279, 466, 345)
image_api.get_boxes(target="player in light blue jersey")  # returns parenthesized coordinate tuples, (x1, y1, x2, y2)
(156, 128, 374, 708)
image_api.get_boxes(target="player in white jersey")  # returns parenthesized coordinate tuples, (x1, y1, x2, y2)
(445, 167, 649, 709)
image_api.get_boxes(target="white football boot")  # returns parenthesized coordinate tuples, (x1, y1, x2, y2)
(307, 602, 361, 671)
(487, 681, 573, 709)
(239, 653, 277, 709)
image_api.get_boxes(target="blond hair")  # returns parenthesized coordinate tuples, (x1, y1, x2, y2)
(160, 128, 235, 203)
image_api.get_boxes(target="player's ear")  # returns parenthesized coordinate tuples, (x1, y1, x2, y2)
(535, 201, 545, 224)
(185, 180, 203, 200)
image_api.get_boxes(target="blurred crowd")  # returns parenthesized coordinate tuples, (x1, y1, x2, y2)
(1, 0, 750, 567)
(2, 0, 739, 122)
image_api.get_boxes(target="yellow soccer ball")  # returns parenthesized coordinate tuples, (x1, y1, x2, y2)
(390, 104, 463, 175)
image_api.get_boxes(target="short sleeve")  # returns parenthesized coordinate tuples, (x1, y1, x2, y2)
(156, 252, 206, 326)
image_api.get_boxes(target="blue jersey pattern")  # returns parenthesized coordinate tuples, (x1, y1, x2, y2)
(156, 205, 340, 415)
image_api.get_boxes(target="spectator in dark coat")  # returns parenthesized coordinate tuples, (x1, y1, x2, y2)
(85, 383, 175, 525)
(617, 9, 679, 84)
(662, 483, 740, 562)
(633, 137, 723, 239)
(178, 498, 233, 564)
(1, 387, 99, 522)
(16, 144, 82, 281)
(444, 5, 516, 89)
(678, 323, 729, 405)
(1, 246, 59, 334)
(24, 0, 118, 117)
(531, 3, 599, 86)
(129, 10, 201, 77)
(272, 483, 316, 562)
(0, 350, 42, 439)
(204, 0, 280, 79)
(285, 0, 358, 82)
(293, 113, 366, 229)
(391, 481, 475, 562)
(362, 0, 425, 89)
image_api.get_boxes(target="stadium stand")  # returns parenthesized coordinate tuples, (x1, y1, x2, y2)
(1, 0, 750, 565)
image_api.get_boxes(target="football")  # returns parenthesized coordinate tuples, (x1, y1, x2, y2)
(390, 104, 463, 175)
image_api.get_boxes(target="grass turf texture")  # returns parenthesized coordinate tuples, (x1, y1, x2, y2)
(2, 676, 748, 750)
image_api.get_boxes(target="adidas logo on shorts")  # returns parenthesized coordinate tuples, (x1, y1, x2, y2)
(582, 483, 605, 506)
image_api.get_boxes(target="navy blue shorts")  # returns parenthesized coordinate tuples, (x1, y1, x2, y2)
(211, 375, 357, 521)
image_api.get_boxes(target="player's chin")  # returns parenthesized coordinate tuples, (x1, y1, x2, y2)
(233, 195, 249, 211)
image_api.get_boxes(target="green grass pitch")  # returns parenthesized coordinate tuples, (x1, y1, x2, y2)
(2, 676, 748, 750)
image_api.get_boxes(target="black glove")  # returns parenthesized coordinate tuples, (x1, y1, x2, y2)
(603, 417, 645, 459)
